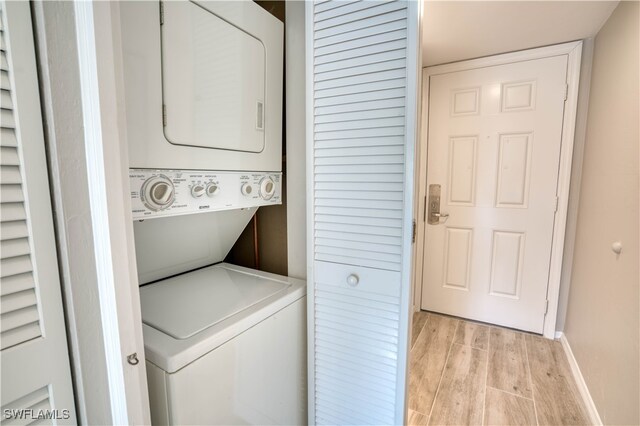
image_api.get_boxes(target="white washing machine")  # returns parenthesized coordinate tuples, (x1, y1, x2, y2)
(141, 264, 306, 425)
(119, 2, 306, 424)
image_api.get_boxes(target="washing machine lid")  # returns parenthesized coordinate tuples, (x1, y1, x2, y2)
(140, 264, 289, 339)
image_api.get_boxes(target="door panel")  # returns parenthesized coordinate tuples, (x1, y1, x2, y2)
(421, 55, 568, 333)
(0, 2, 75, 423)
(307, 0, 420, 424)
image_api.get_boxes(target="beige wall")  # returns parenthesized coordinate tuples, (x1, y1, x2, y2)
(564, 2, 639, 424)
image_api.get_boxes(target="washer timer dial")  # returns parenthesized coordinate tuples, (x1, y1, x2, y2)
(141, 175, 175, 211)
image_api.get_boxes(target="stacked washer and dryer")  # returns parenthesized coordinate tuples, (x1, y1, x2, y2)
(119, 2, 306, 424)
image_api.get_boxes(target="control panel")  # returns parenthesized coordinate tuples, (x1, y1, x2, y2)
(129, 169, 282, 220)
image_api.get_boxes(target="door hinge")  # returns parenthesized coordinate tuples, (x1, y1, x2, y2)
(554, 196, 559, 213)
(159, 2, 164, 25)
(412, 220, 417, 243)
(162, 104, 167, 126)
(563, 83, 569, 101)
(544, 300, 549, 315)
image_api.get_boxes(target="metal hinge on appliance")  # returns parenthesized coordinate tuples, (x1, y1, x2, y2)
(162, 104, 167, 126)
(159, 2, 164, 25)
(412, 220, 417, 243)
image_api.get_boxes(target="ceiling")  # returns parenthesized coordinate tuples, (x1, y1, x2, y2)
(422, 1, 619, 66)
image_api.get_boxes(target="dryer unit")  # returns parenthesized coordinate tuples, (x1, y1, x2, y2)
(120, 0, 283, 172)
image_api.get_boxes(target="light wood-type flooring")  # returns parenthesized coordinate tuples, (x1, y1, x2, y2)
(408, 311, 590, 426)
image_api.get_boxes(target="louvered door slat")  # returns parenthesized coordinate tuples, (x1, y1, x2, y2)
(1, 288, 37, 313)
(0, 104, 14, 127)
(1, 88, 11, 107)
(308, 1, 418, 423)
(1, 237, 30, 258)
(316, 369, 397, 400)
(0, 146, 19, 164)
(0, 220, 28, 240)
(314, 1, 405, 31)
(1, 255, 32, 278)
(315, 97, 405, 114)
(315, 18, 406, 48)
(0, 127, 16, 147)
(315, 107, 405, 124)
(0, 71, 8, 91)
(315, 86, 405, 107)
(315, 48, 406, 75)
(1, 305, 39, 333)
(0, 272, 33, 296)
(315, 29, 406, 57)
(0, 184, 24, 203)
(315, 7, 406, 40)
(316, 352, 398, 382)
(314, 0, 359, 14)
(0, 202, 26, 220)
(314, 1, 391, 23)
(0, 3, 42, 352)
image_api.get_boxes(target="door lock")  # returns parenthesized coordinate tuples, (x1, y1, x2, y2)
(427, 184, 449, 224)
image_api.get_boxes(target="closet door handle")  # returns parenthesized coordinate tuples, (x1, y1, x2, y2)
(346, 274, 359, 287)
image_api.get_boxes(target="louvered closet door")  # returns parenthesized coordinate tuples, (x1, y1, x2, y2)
(307, 1, 420, 424)
(0, 2, 75, 423)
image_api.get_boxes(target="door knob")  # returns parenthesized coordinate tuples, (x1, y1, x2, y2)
(346, 274, 359, 287)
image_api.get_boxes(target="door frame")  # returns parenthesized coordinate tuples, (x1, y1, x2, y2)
(32, 1, 151, 423)
(414, 41, 583, 339)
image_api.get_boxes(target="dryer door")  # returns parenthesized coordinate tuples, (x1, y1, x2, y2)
(161, 1, 266, 153)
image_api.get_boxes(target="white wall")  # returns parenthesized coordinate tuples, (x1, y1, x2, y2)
(285, 0, 307, 280)
(564, 2, 639, 424)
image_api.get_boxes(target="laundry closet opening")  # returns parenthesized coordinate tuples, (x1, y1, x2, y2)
(225, 1, 288, 277)
(120, 1, 305, 424)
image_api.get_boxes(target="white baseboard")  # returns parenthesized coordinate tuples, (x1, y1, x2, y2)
(557, 332, 603, 425)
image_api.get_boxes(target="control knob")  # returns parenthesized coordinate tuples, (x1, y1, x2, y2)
(191, 184, 206, 198)
(241, 183, 253, 196)
(206, 183, 220, 197)
(260, 177, 276, 200)
(141, 175, 175, 211)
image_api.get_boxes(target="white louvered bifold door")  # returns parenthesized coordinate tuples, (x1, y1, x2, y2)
(0, 2, 75, 424)
(306, 1, 421, 424)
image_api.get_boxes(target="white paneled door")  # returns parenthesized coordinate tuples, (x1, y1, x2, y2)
(306, 1, 421, 424)
(0, 2, 75, 423)
(421, 55, 568, 333)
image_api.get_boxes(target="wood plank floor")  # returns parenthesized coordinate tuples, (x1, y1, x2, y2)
(408, 311, 590, 426)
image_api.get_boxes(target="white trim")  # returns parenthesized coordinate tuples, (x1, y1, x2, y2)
(304, 2, 315, 424)
(413, 69, 430, 313)
(398, 1, 423, 422)
(417, 41, 583, 339)
(73, 2, 128, 423)
(558, 332, 603, 425)
(544, 41, 583, 339)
